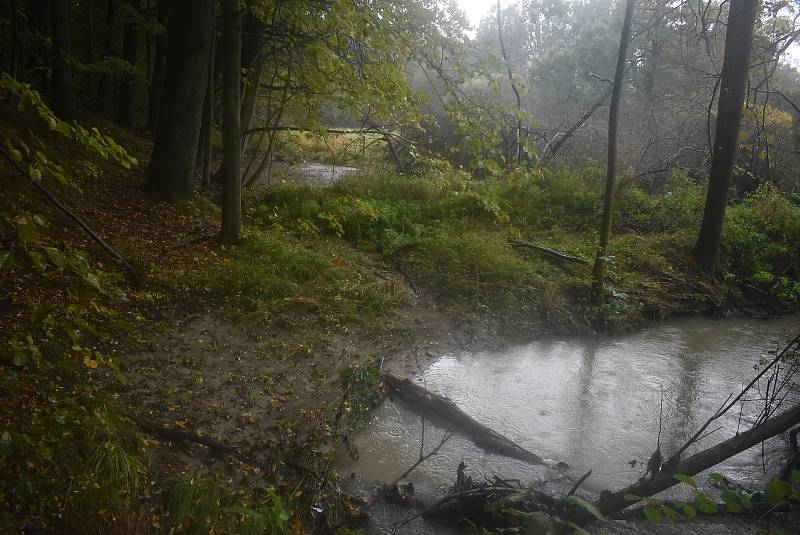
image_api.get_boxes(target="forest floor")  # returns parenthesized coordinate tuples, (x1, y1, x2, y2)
(1, 109, 798, 533)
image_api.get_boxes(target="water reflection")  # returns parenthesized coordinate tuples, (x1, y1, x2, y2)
(339, 317, 798, 531)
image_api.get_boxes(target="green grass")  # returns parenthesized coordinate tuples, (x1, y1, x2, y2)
(237, 162, 800, 331)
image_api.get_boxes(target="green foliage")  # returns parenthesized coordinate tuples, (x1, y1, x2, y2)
(722, 183, 800, 307)
(1, 73, 138, 170)
(629, 471, 800, 527)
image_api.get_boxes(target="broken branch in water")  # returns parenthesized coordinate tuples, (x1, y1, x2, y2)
(591, 401, 800, 518)
(383, 373, 547, 466)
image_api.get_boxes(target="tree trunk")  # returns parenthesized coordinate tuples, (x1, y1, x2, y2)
(496, 0, 523, 164)
(147, 0, 171, 134)
(49, 0, 77, 122)
(95, 0, 117, 112)
(694, 0, 757, 273)
(591, 0, 635, 297)
(201, 12, 217, 187)
(593, 402, 800, 518)
(146, 0, 212, 201)
(118, 0, 141, 127)
(220, 0, 242, 243)
(240, 47, 266, 152)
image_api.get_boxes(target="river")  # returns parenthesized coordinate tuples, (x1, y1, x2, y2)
(337, 316, 799, 534)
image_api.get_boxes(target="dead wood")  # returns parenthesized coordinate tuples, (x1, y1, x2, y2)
(592, 401, 800, 518)
(509, 239, 589, 266)
(383, 373, 547, 466)
(161, 231, 216, 255)
(134, 417, 237, 456)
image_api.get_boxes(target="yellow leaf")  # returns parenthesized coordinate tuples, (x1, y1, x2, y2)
(83, 355, 98, 369)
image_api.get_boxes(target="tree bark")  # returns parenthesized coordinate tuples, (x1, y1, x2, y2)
(146, 0, 212, 201)
(593, 402, 800, 518)
(240, 47, 266, 152)
(201, 11, 217, 187)
(95, 0, 117, 112)
(591, 0, 635, 297)
(384, 373, 547, 466)
(147, 0, 171, 134)
(220, 0, 242, 243)
(49, 0, 77, 122)
(118, 0, 141, 127)
(496, 0, 523, 164)
(694, 0, 758, 273)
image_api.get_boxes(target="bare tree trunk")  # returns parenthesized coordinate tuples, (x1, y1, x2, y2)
(118, 0, 141, 127)
(201, 14, 216, 187)
(240, 47, 266, 152)
(539, 89, 610, 163)
(591, 0, 635, 297)
(49, 0, 77, 122)
(146, 0, 212, 200)
(594, 402, 800, 518)
(496, 0, 522, 164)
(147, 0, 170, 134)
(95, 0, 116, 112)
(220, 0, 242, 243)
(694, 0, 757, 273)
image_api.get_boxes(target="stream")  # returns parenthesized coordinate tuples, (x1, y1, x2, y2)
(337, 316, 799, 534)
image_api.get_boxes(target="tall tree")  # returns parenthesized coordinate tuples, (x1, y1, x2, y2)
(220, 0, 241, 243)
(592, 0, 635, 296)
(146, 0, 212, 200)
(147, 0, 171, 132)
(49, 0, 77, 122)
(118, 0, 141, 127)
(694, 0, 758, 273)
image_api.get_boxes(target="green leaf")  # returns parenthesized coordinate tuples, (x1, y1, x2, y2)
(709, 473, 729, 486)
(624, 494, 644, 502)
(766, 478, 790, 504)
(791, 470, 800, 484)
(642, 506, 663, 522)
(565, 495, 604, 520)
(660, 505, 680, 521)
(721, 491, 743, 513)
(28, 250, 47, 272)
(44, 246, 66, 270)
(0, 251, 14, 270)
(521, 511, 554, 535)
(694, 491, 718, 514)
(680, 504, 696, 519)
(16, 222, 40, 243)
(85, 272, 102, 291)
(673, 474, 698, 488)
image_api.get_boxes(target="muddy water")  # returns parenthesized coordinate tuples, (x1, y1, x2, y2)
(338, 317, 799, 533)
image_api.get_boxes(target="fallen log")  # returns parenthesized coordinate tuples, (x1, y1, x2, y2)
(509, 239, 589, 266)
(383, 373, 547, 466)
(134, 417, 237, 456)
(593, 402, 800, 518)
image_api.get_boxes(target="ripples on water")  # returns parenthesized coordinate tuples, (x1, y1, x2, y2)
(338, 317, 799, 533)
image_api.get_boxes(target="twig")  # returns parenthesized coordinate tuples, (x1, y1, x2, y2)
(566, 469, 592, 498)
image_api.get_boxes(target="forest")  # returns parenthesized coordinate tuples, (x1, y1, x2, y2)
(0, 0, 799, 533)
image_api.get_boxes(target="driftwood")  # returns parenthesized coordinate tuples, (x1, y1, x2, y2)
(383, 373, 546, 466)
(593, 402, 800, 518)
(0, 145, 142, 286)
(509, 239, 589, 265)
